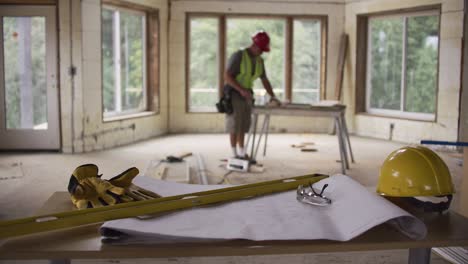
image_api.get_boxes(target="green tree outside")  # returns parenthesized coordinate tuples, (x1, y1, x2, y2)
(368, 14, 438, 114)
(3, 17, 47, 129)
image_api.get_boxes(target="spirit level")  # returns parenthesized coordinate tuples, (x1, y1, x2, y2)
(0, 174, 328, 239)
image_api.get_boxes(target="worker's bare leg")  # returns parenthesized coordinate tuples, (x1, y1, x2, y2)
(230, 133, 237, 147)
(230, 133, 238, 157)
(237, 133, 245, 148)
(237, 133, 246, 158)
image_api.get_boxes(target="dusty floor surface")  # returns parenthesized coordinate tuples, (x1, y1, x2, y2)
(0, 133, 463, 263)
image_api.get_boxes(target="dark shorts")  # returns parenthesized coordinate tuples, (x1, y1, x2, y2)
(225, 91, 253, 134)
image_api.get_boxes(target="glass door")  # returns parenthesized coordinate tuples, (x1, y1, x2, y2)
(0, 6, 59, 150)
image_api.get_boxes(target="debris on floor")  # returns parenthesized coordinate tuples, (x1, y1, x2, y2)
(194, 154, 209, 185)
(291, 142, 318, 153)
(144, 152, 193, 183)
(249, 164, 265, 173)
(301, 148, 318, 152)
(0, 162, 24, 181)
(291, 144, 306, 148)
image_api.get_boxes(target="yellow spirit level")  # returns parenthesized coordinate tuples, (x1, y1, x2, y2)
(0, 174, 328, 239)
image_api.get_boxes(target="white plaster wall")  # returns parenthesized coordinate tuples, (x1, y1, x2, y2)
(343, 0, 464, 143)
(169, 0, 345, 133)
(59, 0, 169, 153)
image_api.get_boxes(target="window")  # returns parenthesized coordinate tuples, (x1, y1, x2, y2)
(365, 11, 439, 120)
(101, 3, 158, 119)
(187, 14, 326, 112)
(293, 19, 322, 103)
(188, 17, 219, 112)
(3, 16, 47, 129)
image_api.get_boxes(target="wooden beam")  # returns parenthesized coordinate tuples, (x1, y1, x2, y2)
(320, 16, 328, 100)
(355, 15, 368, 113)
(0, 0, 56, 4)
(334, 34, 348, 101)
(285, 17, 293, 101)
(219, 16, 226, 98)
(102, 0, 157, 13)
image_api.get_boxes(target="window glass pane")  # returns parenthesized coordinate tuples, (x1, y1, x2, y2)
(368, 17, 403, 110)
(102, 9, 115, 113)
(292, 19, 321, 104)
(120, 11, 145, 112)
(102, 7, 146, 117)
(3, 17, 47, 130)
(226, 18, 285, 104)
(189, 17, 218, 111)
(404, 15, 438, 114)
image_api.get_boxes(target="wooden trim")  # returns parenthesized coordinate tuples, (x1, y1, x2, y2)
(355, 112, 436, 123)
(355, 15, 368, 113)
(433, 8, 442, 123)
(185, 14, 191, 113)
(187, 13, 327, 21)
(0, 0, 56, 4)
(321, 16, 328, 100)
(219, 16, 226, 98)
(334, 34, 348, 101)
(147, 11, 160, 113)
(102, 0, 157, 13)
(186, 12, 222, 18)
(357, 4, 441, 17)
(226, 13, 327, 20)
(285, 17, 293, 101)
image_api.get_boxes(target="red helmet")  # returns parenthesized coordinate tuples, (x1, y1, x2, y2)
(252, 31, 270, 52)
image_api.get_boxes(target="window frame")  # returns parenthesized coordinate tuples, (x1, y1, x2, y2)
(101, 0, 159, 121)
(185, 13, 327, 113)
(357, 6, 441, 121)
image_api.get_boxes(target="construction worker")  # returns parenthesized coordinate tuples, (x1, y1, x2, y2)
(224, 31, 280, 159)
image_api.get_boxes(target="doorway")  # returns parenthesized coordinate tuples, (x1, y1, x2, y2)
(0, 5, 59, 150)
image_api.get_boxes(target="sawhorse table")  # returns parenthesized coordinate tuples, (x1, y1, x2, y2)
(247, 103, 354, 174)
(1, 192, 468, 263)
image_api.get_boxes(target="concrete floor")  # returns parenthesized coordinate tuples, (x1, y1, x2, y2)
(0, 133, 463, 263)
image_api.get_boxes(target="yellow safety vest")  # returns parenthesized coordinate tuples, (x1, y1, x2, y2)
(235, 49, 264, 89)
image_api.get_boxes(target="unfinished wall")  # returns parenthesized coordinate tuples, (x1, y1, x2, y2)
(168, 0, 345, 133)
(459, 3, 468, 142)
(58, 0, 169, 153)
(344, 0, 464, 143)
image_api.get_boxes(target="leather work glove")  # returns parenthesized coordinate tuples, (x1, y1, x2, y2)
(67, 164, 126, 209)
(109, 167, 161, 201)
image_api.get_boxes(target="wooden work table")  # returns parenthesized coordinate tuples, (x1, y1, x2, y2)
(1, 192, 468, 263)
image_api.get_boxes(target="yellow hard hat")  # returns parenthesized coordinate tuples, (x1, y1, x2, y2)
(376, 145, 455, 197)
